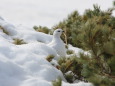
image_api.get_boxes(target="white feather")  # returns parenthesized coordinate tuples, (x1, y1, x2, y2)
(47, 29, 66, 57)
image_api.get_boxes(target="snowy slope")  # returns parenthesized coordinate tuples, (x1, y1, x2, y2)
(0, 18, 92, 86)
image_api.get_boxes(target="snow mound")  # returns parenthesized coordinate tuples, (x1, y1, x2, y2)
(0, 18, 17, 36)
(0, 18, 93, 86)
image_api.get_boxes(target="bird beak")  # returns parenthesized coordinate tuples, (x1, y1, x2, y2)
(62, 31, 65, 33)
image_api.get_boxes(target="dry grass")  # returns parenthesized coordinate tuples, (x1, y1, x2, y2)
(13, 38, 26, 45)
(46, 55, 54, 62)
(0, 26, 9, 35)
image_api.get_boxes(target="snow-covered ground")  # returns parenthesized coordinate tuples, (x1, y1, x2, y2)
(0, 18, 92, 86)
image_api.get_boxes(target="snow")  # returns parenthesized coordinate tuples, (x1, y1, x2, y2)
(63, 82, 92, 86)
(0, 18, 93, 86)
(68, 44, 90, 57)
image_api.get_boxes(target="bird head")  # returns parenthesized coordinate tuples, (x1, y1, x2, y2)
(53, 29, 64, 37)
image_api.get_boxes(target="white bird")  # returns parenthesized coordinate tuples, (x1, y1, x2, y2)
(48, 29, 66, 57)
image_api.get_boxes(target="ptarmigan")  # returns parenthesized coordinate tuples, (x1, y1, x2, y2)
(48, 29, 66, 57)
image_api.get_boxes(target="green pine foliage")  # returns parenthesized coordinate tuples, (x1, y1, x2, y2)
(58, 56, 83, 83)
(113, 1, 115, 6)
(53, 5, 115, 48)
(55, 3, 115, 86)
(46, 55, 54, 62)
(33, 2, 115, 86)
(52, 77, 62, 86)
(13, 38, 26, 45)
(33, 25, 50, 34)
(66, 49, 74, 55)
(53, 11, 83, 45)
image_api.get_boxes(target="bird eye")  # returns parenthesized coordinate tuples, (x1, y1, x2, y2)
(58, 31, 60, 32)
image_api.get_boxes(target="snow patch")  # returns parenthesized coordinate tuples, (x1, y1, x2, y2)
(0, 19, 93, 86)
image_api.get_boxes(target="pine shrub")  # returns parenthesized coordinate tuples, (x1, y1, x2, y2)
(55, 3, 115, 86)
(13, 38, 26, 45)
(33, 25, 50, 34)
(58, 56, 83, 83)
(46, 55, 54, 62)
(52, 77, 62, 86)
(66, 49, 74, 55)
(33, 2, 115, 85)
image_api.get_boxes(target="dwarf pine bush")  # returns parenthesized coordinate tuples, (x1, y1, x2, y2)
(58, 55, 83, 83)
(33, 25, 50, 34)
(33, 2, 115, 85)
(13, 38, 26, 45)
(52, 77, 62, 86)
(55, 3, 115, 86)
(66, 49, 74, 55)
(46, 55, 55, 62)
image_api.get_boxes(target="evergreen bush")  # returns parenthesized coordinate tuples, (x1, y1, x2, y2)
(46, 55, 54, 62)
(55, 3, 115, 86)
(13, 38, 26, 45)
(33, 25, 50, 34)
(52, 77, 62, 86)
(34, 2, 115, 86)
